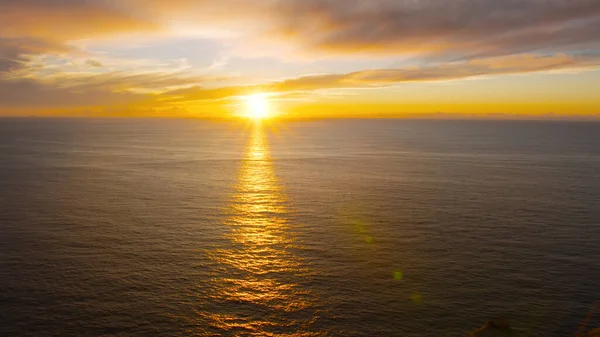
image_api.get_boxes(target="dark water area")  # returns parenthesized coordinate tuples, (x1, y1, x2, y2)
(1, 118, 599, 336)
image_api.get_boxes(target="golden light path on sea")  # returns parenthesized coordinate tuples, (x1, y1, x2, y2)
(198, 121, 316, 335)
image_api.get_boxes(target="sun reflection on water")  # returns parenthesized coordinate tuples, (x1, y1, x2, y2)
(195, 123, 318, 336)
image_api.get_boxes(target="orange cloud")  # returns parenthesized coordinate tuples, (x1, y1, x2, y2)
(0, 0, 158, 74)
(0, 69, 212, 109)
(0, 37, 70, 72)
(163, 53, 600, 104)
(3, 52, 591, 113)
(0, 0, 156, 40)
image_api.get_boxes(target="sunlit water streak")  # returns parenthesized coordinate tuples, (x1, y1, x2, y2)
(192, 123, 320, 336)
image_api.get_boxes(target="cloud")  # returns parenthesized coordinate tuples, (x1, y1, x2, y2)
(163, 53, 600, 103)
(3, 0, 600, 66)
(115, 0, 600, 59)
(0, 0, 159, 79)
(262, 0, 600, 60)
(0, 37, 71, 73)
(0, 77, 142, 108)
(85, 59, 104, 68)
(3, 0, 600, 60)
(0, 52, 596, 115)
(0, 0, 156, 40)
(0, 69, 214, 109)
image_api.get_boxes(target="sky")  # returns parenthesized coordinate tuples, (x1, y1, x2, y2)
(1, 0, 599, 118)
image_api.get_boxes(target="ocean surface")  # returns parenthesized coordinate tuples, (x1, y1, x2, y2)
(1, 118, 599, 336)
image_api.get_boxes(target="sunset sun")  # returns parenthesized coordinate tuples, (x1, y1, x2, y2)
(245, 94, 270, 120)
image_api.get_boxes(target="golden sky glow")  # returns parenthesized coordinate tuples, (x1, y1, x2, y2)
(0, 0, 599, 118)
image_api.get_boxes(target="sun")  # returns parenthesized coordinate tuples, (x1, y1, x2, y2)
(245, 94, 270, 120)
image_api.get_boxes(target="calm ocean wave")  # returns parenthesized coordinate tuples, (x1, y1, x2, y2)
(1, 118, 599, 336)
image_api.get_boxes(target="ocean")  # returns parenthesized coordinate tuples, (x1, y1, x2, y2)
(1, 118, 599, 336)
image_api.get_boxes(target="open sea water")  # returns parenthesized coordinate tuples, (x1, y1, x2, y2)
(1, 118, 599, 336)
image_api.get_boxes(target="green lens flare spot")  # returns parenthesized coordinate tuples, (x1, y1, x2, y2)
(411, 292, 423, 305)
